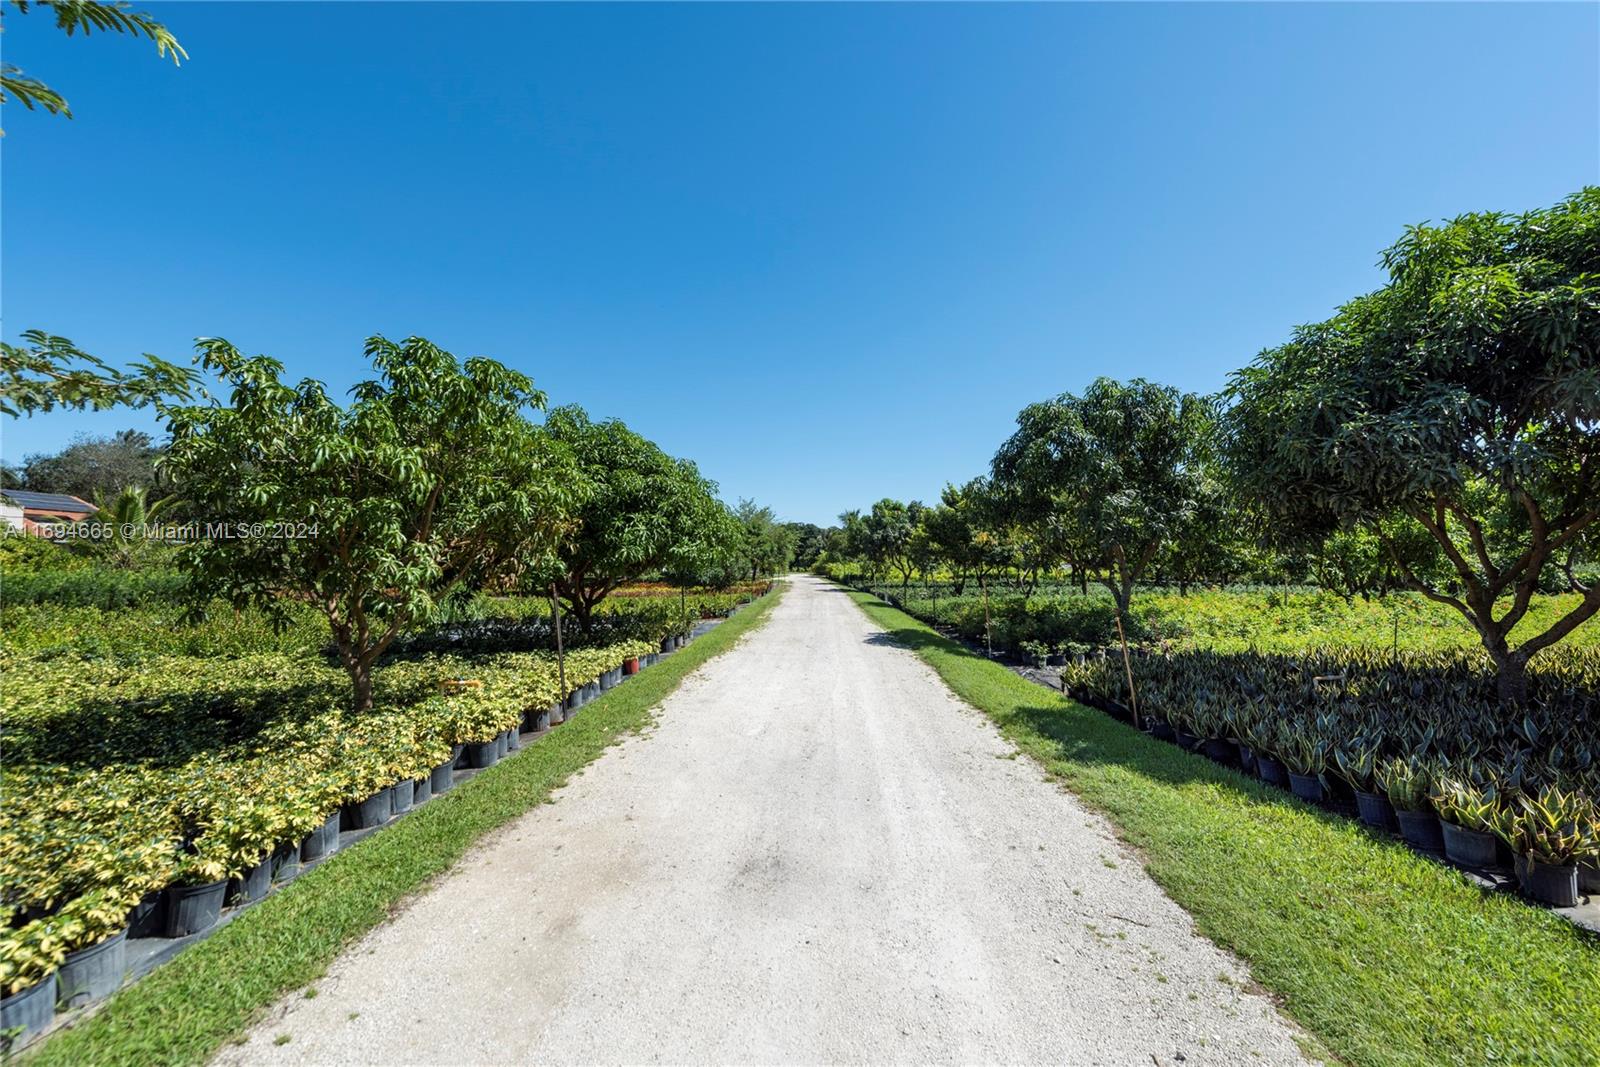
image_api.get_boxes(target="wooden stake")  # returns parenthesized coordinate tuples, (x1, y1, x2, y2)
(1115, 608, 1139, 730)
(550, 584, 567, 699)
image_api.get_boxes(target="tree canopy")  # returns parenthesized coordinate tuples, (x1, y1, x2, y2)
(991, 377, 1216, 614)
(1224, 188, 1600, 700)
(161, 335, 577, 712)
(542, 405, 727, 630)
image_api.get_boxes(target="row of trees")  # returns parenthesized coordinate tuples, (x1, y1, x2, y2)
(826, 189, 1600, 703)
(4, 333, 794, 712)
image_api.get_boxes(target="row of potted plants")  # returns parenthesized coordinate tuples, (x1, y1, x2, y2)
(1058, 646, 1600, 909)
(0, 636, 681, 1048)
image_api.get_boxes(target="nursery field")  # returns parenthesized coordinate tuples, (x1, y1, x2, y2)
(845, 577, 1600, 659)
(0, 574, 773, 1027)
(833, 573, 1600, 915)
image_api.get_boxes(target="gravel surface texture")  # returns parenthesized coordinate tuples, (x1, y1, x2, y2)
(217, 576, 1310, 1066)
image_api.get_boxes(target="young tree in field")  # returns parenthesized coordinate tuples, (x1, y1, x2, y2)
(861, 498, 925, 590)
(991, 377, 1216, 617)
(1224, 189, 1600, 703)
(162, 335, 577, 713)
(543, 406, 727, 632)
(734, 499, 798, 579)
(920, 479, 1008, 594)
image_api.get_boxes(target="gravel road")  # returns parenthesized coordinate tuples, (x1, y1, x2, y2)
(218, 576, 1310, 1066)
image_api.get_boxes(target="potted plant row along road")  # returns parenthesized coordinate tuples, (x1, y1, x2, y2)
(1057, 646, 1599, 914)
(0, 637, 668, 1051)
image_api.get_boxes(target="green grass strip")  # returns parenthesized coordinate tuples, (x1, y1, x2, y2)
(26, 585, 785, 1067)
(844, 587, 1598, 1067)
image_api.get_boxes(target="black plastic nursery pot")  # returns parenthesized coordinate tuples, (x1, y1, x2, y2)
(391, 778, 415, 814)
(1147, 720, 1176, 742)
(271, 840, 301, 883)
(525, 705, 553, 733)
(464, 740, 498, 769)
(431, 757, 455, 794)
(599, 669, 616, 691)
(1581, 860, 1600, 895)
(506, 726, 522, 751)
(1256, 755, 1289, 788)
(164, 878, 227, 937)
(493, 731, 509, 759)
(413, 774, 432, 805)
(1441, 821, 1499, 869)
(660, 636, 674, 653)
(1522, 859, 1580, 907)
(1238, 744, 1257, 776)
(226, 854, 272, 905)
(347, 787, 395, 830)
(127, 888, 165, 938)
(547, 702, 566, 727)
(1, 973, 56, 1050)
(1201, 738, 1237, 766)
(56, 926, 127, 1009)
(1174, 729, 1202, 752)
(1395, 809, 1445, 853)
(1287, 772, 1325, 804)
(301, 811, 342, 862)
(1354, 790, 1397, 831)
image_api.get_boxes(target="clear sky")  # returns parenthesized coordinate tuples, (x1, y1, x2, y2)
(3, 2, 1596, 525)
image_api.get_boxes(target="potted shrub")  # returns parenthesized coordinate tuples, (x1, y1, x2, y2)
(1279, 725, 1328, 805)
(164, 853, 230, 938)
(345, 786, 395, 829)
(0, 923, 59, 1051)
(225, 852, 272, 906)
(1334, 742, 1394, 831)
(300, 810, 343, 862)
(51, 889, 132, 1010)
(1431, 773, 1503, 869)
(1492, 786, 1593, 907)
(391, 778, 415, 814)
(1020, 640, 1051, 670)
(1376, 756, 1444, 853)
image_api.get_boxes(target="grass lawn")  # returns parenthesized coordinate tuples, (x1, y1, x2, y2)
(23, 584, 784, 1067)
(844, 587, 1599, 1067)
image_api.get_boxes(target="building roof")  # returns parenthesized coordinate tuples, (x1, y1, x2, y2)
(1, 490, 95, 513)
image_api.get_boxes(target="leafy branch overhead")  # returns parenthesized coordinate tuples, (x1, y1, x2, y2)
(0, 329, 199, 416)
(1, 0, 185, 119)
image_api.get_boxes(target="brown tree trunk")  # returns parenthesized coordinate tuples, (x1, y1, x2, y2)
(352, 662, 374, 714)
(1490, 648, 1531, 706)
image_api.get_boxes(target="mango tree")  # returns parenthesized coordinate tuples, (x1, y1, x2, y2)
(991, 377, 1216, 617)
(1223, 189, 1599, 703)
(543, 405, 726, 632)
(162, 335, 577, 713)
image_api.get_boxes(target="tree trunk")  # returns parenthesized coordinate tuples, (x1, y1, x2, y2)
(1490, 648, 1531, 706)
(352, 662, 374, 714)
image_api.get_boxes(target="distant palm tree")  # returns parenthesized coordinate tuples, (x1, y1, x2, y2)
(85, 484, 170, 567)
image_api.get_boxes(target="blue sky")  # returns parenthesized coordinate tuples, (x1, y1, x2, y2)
(4, 2, 1596, 525)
